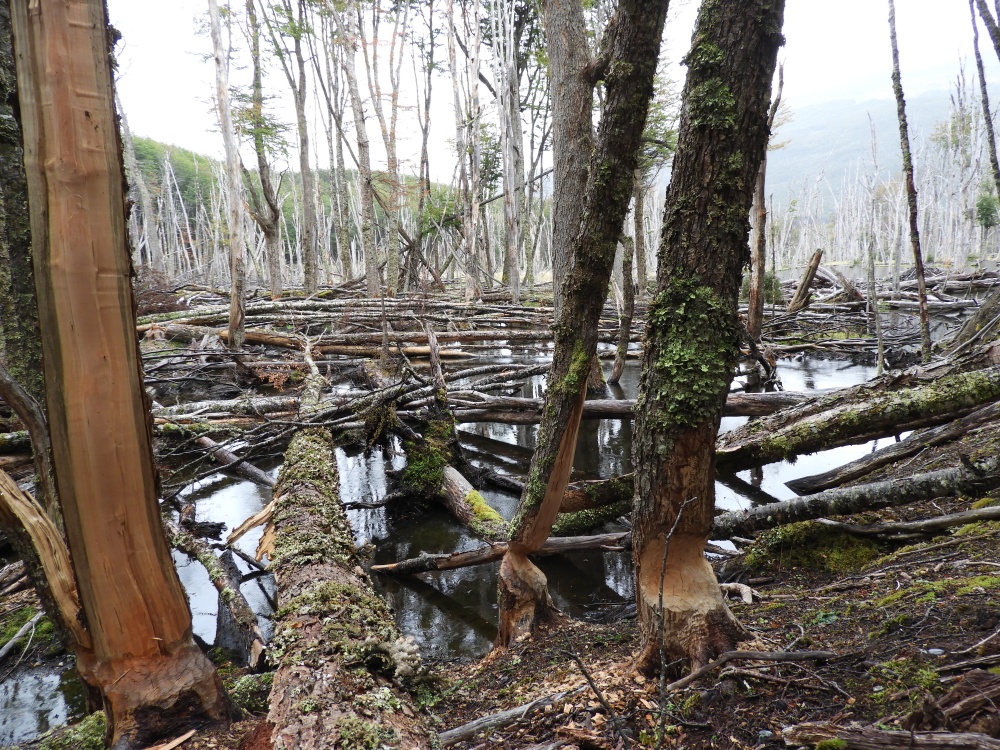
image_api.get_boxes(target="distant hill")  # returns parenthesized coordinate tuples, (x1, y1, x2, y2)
(766, 90, 964, 207)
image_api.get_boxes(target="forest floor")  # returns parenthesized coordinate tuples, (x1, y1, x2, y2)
(8, 422, 1000, 749)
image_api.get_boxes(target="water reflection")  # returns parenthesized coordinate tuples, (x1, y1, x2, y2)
(0, 665, 86, 747)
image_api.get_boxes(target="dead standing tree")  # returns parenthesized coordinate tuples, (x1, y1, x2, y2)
(496, 0, 670, 646)
(632, 0, 786, 671)
(888, 0, 932, 363)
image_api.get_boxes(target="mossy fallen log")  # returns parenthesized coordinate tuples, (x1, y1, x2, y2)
(716, 365, 1000, 473)
(712, 454, 1000, 540)
(265, 428, 434, 749)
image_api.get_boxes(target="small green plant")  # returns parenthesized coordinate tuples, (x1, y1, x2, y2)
(810, 610, 839, 627)
(740, 270, 783, 304)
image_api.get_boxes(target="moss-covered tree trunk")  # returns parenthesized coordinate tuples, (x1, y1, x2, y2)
(497, 0, 670, 647)
(0, 2, 42, 404)
(11, 2, 229, 745)
(266, 429, 434, 749)
(632, 0, 785, 672)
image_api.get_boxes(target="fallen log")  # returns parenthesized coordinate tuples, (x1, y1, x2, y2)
(370, 532, 629, 576)
(814, 505, 1000, 539)
(786, 400, 1000, 494)
(711, 454, 1000, 540)
(266, 428, 435, 749)
(195, 436, 275, 488)
(716, 365, 1000, 473)
(787, 249, 823, 313)
(165, 520, 266, 669)
(782, 723, 1000, 749)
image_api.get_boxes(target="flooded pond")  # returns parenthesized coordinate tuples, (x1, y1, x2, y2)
(0, 353, 880, 745)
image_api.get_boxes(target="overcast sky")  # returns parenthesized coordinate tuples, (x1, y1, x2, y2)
(107, 0, 999, 178)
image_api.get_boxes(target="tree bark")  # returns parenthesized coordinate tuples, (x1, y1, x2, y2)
(712, 454, 1000, 540)
(972, 0, 1000, 201)
(747, 64, 782, 342)
(265, 428, 435, 749)
(245, 0, 283, 300)
(208, 0, 246, 349)
(888, 0, 932, 362)
(498, 0, 670, 647)
(11, 3, 228, 744)
(632, 0, 785, 672)
(544, 0, 594, 318)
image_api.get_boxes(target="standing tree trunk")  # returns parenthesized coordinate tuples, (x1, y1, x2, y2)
(497, 0, 670, 647)
(261, 0, 319, 294)
(11, 1, 228, 745)
(245, 0, 284, 300)
(972, 0, 1000, 199)
(633, 169, 648, 297)
(544, 0, 594, 318)
(632, 0, 785, 672)
(209, 0, 246, 349)
(117, 101, 162, 271)
(337, 5, 379, 296)
(888, 0, 931, 363)
(747, 64, 782, 342)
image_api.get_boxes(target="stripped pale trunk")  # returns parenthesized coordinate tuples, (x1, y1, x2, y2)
(11, 2, 227, 745)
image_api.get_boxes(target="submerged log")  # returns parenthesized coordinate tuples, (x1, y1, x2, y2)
(370, 532, 629, 576)
(716, 365, 1000, 473)
(266, 428, 434, 749)
(165, 520, 265, 669)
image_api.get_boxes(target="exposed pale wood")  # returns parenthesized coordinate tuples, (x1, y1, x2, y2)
(0, 470, 87, 646)
(195, 436, 275, 488)
(10, 1, 227, 744)
(0, 611, 42, 665)
(786, 400, 1000, 494)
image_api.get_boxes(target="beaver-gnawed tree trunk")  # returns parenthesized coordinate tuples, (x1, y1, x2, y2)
(11, 3, 229, 745)
(497, 0, 670, 647)
(266, 428, 435, 749)
(632, 0, 785, 672)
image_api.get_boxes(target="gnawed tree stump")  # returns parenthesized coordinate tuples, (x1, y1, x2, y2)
(265, 428, 435, 749)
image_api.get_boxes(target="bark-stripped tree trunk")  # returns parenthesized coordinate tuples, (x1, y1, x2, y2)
(244, 0, 284, 300)
(747, 64, 782, 342)
(608, 235, 634, 385)
(632, 0, 785, 672)
(497, 0, 670, 647)
(545, 0, 594, 318)
(888, 0, 931, 363)
(209, 0, 246, 349)
(11, 2, 229, 745)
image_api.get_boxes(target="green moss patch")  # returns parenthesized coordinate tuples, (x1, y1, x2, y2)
(37, 711, 106, 750)
(224, 671, 274, 715)
(744, 521, 882, 574)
